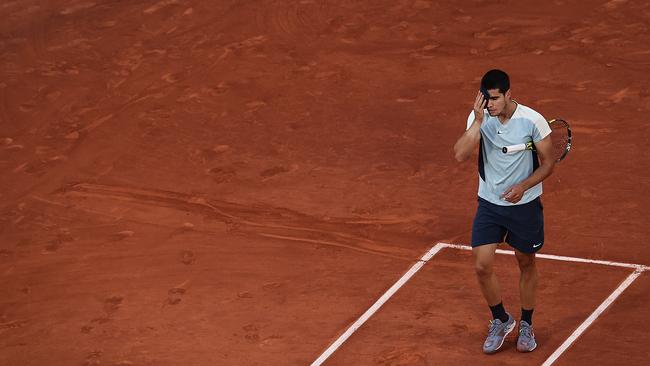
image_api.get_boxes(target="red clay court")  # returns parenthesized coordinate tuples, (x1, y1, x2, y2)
(1, 1, 649, 365)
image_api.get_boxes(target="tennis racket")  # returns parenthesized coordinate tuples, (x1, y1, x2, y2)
(501, 118, 572, 162)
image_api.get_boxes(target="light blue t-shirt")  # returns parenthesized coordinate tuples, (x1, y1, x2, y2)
(466, 103, 551, 206)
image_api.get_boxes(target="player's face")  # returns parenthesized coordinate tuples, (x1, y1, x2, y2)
(485, 89, 509, 116)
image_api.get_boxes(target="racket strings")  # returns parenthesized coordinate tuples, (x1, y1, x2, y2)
(549, 119, 571, 161)
(551, 129, 568, 155)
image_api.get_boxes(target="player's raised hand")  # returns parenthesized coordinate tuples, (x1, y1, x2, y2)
(473, 91, 487, 122)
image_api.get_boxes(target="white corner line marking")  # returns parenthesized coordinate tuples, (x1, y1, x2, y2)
(438, 242, 648, 365)
(541, 269, 644, 365)
(310, 243, 446, 366)
(311, 242, 647, 366)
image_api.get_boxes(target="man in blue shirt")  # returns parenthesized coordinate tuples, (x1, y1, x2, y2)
(453, 69, 555, 354)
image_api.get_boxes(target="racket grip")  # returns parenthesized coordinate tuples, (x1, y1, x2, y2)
(502, 143, 527, 154)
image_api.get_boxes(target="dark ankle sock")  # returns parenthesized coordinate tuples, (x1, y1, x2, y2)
(489, 302, 509, 323)
(521, 308, 534, 325)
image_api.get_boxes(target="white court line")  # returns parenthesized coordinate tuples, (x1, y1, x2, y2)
(310, 243, 446, 366)
(541, 268, 645, 366)
(311, 242, 648, 366)
(439, 243, 650, 271)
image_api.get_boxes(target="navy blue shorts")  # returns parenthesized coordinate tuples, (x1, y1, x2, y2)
(471, 197, 544, 253)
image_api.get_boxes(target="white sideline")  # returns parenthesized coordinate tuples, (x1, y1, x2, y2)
(541, 268, 644, 365)
(310, 242, 648, 366)
(309, 244, 445, 366)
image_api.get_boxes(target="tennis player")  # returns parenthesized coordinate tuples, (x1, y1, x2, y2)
(453, 69, 555, 354)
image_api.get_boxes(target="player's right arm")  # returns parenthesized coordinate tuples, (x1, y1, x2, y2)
(454, 91, 486, 162)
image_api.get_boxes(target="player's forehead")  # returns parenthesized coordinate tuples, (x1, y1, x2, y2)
(486, 89, 504, 97)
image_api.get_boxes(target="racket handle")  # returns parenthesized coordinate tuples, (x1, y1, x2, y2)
(502, 143, 527, 154)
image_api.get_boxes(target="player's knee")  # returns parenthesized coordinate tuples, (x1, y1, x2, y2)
(474, 260, 493, 277)
(516, 253, 536, 270)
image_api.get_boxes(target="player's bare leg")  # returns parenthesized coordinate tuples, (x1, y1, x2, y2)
(473, 243, 515, 354)
(473, 243, 501, 306)
(515, 250, 538, 310)
(515, 249, 538, 352)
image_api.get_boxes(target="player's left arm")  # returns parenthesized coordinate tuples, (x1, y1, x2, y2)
(502, 135, 555, 203)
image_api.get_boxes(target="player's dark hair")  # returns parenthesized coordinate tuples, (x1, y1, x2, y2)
(481, 69, 510, 94)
